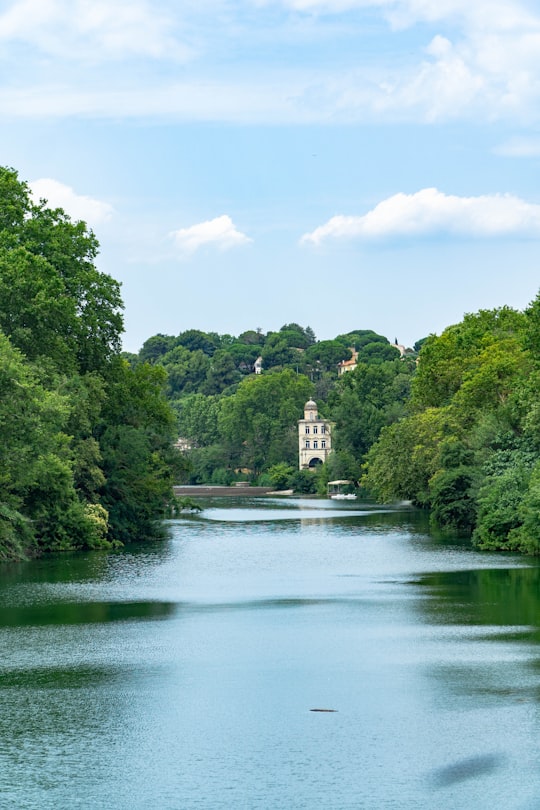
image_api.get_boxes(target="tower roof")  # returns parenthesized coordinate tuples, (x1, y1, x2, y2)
(304, 399, 317, 410)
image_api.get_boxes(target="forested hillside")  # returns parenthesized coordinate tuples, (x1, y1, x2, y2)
(129, 324, 418, 492)
(134, 296, 540, 556)
(0, 167, 181, 559)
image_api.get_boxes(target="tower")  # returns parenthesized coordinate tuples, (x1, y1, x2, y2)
(298, 399, 333, 470)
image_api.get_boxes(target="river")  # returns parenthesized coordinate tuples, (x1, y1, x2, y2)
(0, 497, 539, 809)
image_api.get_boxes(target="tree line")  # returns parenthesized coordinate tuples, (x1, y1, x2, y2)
(365, 303, 540, 554)
(130, 323, 419, 492)
(0, 167, 181, 559)
(9, 156, 535, 558)
(134, 290, 540, 556)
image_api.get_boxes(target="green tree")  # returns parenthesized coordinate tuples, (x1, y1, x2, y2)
(202, 350, 241, 394)
(0, 167, 124, 375)
(219, 369, 313, 474)
(411, 308, 526, 410)
(268, 462, 295, 490)
(99, 360, 180, 542)
(330, 360, 412, 460)
(177, 329, 217, 356)
(139, 334, 176, 364)
(364, 408, 453, 507)
(472, 466, 529, 551)
(305, 341, 351, 373)
(357, 342, 400, 364)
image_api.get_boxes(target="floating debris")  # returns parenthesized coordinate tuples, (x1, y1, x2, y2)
(310, 708, 337, 713)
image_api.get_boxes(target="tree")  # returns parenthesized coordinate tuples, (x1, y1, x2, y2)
(261, 333, 295, 369)
(364, 408, 454, 507)
(139, 334, 176, 364)
(278, 323, 314, 349)
(202, 350, 241, 394)
(336, 330, 389, 350)
(268, 463, 295, 490)
(218, 369, 313, 474)
(99, 360, 180, 542)
(175, 393, 224, 447)
(177, 329, 218, 356)
(305, 341, 351, 373)
(357, 342, 400, 364)
(158, 345, 210, 397)
(330, 361, 412, 460)
(429, 443, 478, 534)
(411, 308, 526, 410)
(0, 167, 124, 375)
(238, 329, 265, 346)
(0, 166, 182, 558)
(472, 466, 529, 550)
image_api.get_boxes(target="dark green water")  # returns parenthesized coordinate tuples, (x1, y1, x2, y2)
(1, 498, 539, 809)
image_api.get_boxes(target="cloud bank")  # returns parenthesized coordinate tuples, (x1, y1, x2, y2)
(301, 188, 540, 245)
(171, 215, 252, 254)
(0, 0, 539, 124)
(0, 0, 186, 61)
(29, 178, 114, 226)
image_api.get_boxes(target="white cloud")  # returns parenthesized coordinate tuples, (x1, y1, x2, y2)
(494, 137, 540, 157)
(171, 215, 252, 254)
(29, 178, 114, 227)
(257, 0, 540, 123)
(0, 0, 539, 124)
(301, 188, 540, 245)
(0, 0, 188, 62)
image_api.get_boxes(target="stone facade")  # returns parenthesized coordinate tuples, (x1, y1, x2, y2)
(298, 399, 333, 470)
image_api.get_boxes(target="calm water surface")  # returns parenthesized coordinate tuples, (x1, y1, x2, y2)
(1, 498, 540, 809)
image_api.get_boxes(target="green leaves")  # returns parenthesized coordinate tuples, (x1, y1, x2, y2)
(0, 167, 178, 556)
(0, 167, 123, 375)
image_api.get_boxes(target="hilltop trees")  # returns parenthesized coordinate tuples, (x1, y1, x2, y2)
(133, 320, 406, 486)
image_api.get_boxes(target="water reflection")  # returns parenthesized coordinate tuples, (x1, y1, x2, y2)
(415, 566, 540, 630)
(0, 499, 539, 809)
(429, 753, 507, 788)
(0, 600, 175, 627)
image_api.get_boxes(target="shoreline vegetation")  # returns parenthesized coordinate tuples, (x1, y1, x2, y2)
(3, 164, 540, 559)
(0, 167, 183, 561)
(132, 296, 540, 557)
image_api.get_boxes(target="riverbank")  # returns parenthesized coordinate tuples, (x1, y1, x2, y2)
(174, 485, 277, 497)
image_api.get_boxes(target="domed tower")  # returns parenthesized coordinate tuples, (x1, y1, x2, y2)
(304, 399, 318, 420)
(298, 399, 333, 470)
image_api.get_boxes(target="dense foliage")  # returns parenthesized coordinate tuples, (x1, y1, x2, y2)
(0, 167, 180, 559)
(365, 303, 540, 553)
(131, 321, 416, 491)
(134, 291, 540, 556)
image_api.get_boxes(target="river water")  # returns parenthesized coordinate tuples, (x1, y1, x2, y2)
(1, 498, 540, 809)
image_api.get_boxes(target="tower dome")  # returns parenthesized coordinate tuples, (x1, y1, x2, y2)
(304, 399, 318, 420)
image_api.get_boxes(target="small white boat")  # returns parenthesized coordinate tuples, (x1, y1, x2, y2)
(327, 480, 357, 500)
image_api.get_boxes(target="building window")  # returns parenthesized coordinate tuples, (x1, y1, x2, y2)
(321, 425, 326, 434)
(310, 412, 314, 421)
(305, 426, 310, 434)
(313, 441, 318, 449)
(305, 440, 310, 449)
(313, 426, 318, 434)
(321, 440, 326, 449)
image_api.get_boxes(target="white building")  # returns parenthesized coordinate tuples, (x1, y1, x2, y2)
(298, 399, 333, 470)
(337, 348, 358, 375)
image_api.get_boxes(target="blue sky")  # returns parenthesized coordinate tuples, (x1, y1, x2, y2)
(2, 0, 540, 351)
